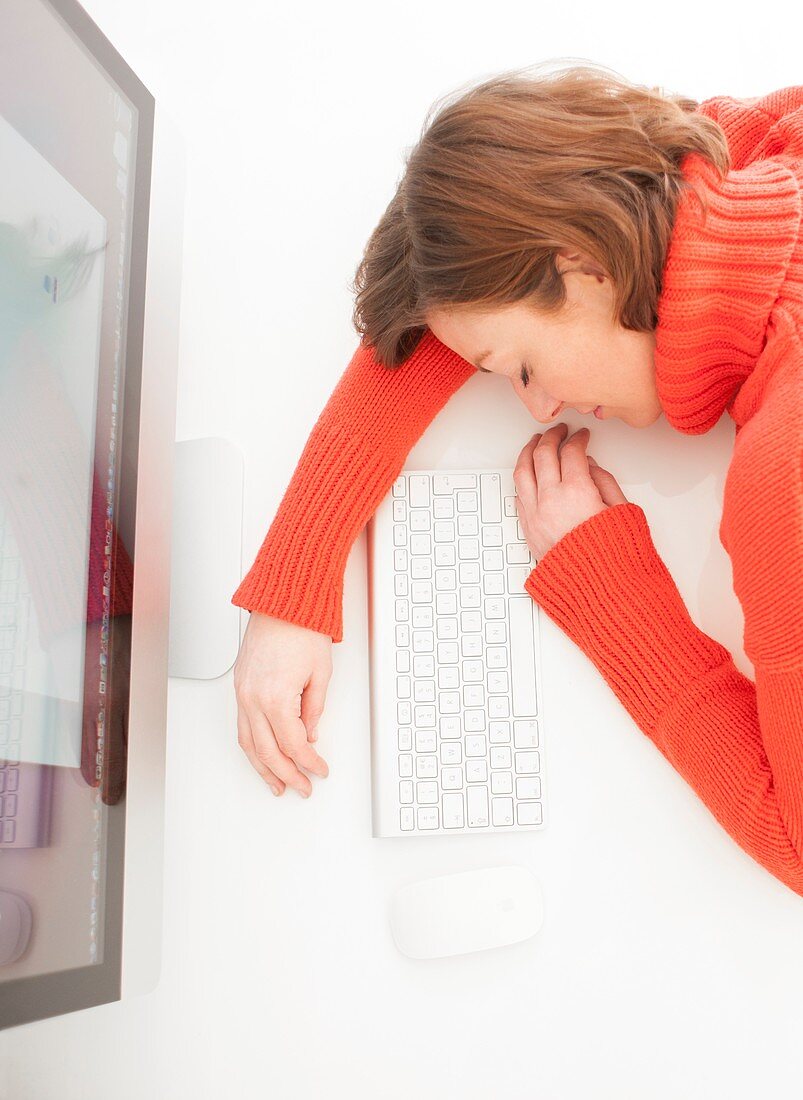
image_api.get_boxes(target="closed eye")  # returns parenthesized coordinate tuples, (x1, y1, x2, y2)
(520, 362, 531, 388)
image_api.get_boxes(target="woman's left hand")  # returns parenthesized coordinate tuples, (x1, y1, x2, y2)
(514, 422, 629, 561)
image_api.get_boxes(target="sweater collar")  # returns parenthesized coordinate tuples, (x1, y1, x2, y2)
(653, 150, 801, 435)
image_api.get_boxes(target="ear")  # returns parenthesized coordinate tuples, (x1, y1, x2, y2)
(556, 247, 608, 281)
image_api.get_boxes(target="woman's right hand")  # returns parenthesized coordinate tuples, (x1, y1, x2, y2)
(233, 611, 332, 798)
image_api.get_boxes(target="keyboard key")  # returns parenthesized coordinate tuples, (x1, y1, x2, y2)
(483, 549, 504, 571)
(417, 780, 439, 805)
(457, 514, 479, 537)
(459, 562, 480, 584)
(394, 549, 408, 571)
(507, 565, 531, 590)
(456, 490, 478, 512)
(516, 776, 542, 800)
(436, 592, 458, 615)
(393, 499, 407, 521)
(481, 526, 503, 547)
(517, 801, 543, 826)
(440, 742, 462, 764)
(462, 659, 483, 682)
(483, 573, 505, 595)
(439, 716, 461, 739)
(506, 542, 531, 565)
(400, 807, 415, 830)
(488, 696, 509, 718)
(463, 684, 484, 708)
(490, 746, 512, 769)
(467, 786, 489, 827)
(515, 751, 540, 774)
(412, 606, 433, 629)
(464, 709, 486, 732)
(396, 675, 411, 699)
(434, 545, 456, 567)
(413, 654, 435, 677)
(458, 538, 479, 560)
(504, 495, 517, 516)
(434, 520, 455, 542)
(398, 728, 412, 751)
(410, 509, 431, 532)
(439, 691, 460, 714)
(397, 701, 412, 724)
(466, 759, 488, 783)
(484, 597, 505, 619)
(489, 721, 510, 743)
(433, 497, 454, 519)
(492, 796, 514, 826)
(414, 705, 436, 727)
(491, 770, 513, 795)
(393, 524, 407, 546)
(433, 474, 476, 494)
(413, 631, 434, 653)
(394, 571, 408, 594)
(411, 557, 432, 579)
(437, 642, 459, 664)
(465, 734, 487, 757)
(398, 754, 413, 778)
(487, 670, 509, 693)
(459, 586, 481, 609)
(514, 720, 539, 748)
(416, 755, 438, 778)
(415, 730, 437, 753)
(440, 767, 463, 790)
(409, 475, 430, 508)
(410, 533, 431, 555)
(438, 666, 459, 689)
(460, 635, 483, 658)
(480, 474, 502, 523)
(435, 569, 456, 591)
(413, 680, 435, 703)
(461, 611, 482, 633)
(396, 649, 410, 673)
(436, 617, 458, 640)
(411, 581, 433, 603)
(509, 598, 538, 717)
(441, 792, 465, 828)
(395, 624, 410, 648)
(399, 780, 414, 804)
(417, 806, 440, 830)
(485, 622, 507, 645)
(392, 476, 406, 497)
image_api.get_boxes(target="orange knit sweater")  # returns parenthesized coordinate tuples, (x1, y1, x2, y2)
(232, 86, 803, 898)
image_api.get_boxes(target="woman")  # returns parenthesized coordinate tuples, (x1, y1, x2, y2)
(231, 63, 803, 898)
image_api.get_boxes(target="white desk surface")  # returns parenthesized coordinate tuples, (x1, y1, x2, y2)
(3, 2, 803, 1096)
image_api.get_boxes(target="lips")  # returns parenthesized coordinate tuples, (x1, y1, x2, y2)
(594, 406, 603, 419)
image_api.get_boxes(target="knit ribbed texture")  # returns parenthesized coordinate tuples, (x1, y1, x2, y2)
(232, 86, 803, 896)
(231, 329, 475, 640)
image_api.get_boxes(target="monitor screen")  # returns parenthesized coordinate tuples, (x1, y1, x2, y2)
(0, 0, 153, 1026)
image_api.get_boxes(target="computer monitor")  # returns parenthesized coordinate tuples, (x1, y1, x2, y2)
(0, 0, 183, 1028)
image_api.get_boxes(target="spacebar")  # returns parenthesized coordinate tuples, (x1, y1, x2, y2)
(509, 597, 537, 716)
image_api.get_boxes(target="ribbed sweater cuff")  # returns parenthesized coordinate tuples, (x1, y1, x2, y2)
(230, 422, 402, 643)
(523, 501, 732, 736)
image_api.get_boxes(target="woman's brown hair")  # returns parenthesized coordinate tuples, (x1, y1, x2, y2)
(350, 59, 731, 368)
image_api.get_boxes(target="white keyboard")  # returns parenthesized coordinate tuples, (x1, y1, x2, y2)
(367, 468, 547, 837)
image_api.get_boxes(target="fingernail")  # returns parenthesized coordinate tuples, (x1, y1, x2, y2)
(310, 727, 318, 741)
(270, 784, 280, 796)
(302, 788, 311, 799)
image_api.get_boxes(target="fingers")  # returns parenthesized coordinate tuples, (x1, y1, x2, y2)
(268, 700, 330, 783)
(530, 423, 570, 490)
(237, 702, 286, 796)
(300, 664, 330, 743)
(557, 426, 592, 481)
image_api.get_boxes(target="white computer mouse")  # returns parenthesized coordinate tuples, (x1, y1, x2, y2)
(389, 864, 544, 960)
(0, 889, 33, 966)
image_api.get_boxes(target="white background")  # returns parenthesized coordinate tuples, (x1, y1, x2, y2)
(2, 1, 803, 1097)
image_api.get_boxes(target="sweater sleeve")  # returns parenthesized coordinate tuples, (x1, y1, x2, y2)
(523, 500, 803, 899)
(230, 331, 476, 642)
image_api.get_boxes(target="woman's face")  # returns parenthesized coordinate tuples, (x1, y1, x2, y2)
(425, 250, 663, 428)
